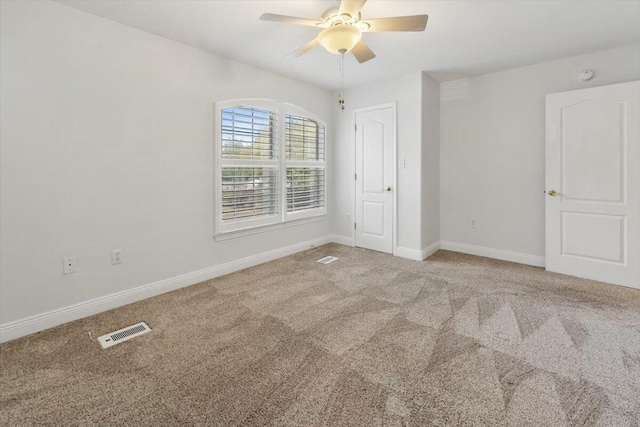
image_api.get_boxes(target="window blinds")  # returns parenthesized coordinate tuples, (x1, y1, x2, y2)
(221, 167, 277, 220)
(221, 106, 278, 222)
(285, 114, 325, 213)
(286, 168, 325, 213)
(216, 101, 327, 234)
(221, 106, 276, 159)
(285, 114, 325, 161)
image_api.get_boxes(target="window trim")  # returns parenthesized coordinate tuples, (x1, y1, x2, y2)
(214, 99, 327, 237)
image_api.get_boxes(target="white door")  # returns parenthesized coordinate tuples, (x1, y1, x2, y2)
(355, 106, 394, 254)
(546, 81, 639, 288)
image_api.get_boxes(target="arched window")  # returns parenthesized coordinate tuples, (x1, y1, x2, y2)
(215, 100, 326, 235)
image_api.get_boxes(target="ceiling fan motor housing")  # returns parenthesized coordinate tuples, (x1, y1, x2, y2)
(321, 5, 360, 25)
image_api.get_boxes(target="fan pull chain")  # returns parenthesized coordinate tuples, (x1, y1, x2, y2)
(338, 54, 345, 110)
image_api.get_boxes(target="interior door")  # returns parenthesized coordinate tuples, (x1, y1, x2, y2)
(546, 81, 639, 288)
(355, 106, 394, 254)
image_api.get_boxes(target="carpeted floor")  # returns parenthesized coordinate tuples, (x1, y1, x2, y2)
(1, 244, 639, 426)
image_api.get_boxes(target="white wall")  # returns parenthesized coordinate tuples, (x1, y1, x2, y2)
(331, 72, 423, 253)
(0, 1, 334, 329)
(440, 45, 640, 259)
(421, 72, 440, 252)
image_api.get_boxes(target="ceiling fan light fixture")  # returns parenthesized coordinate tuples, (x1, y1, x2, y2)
(318, 24, 362, 55)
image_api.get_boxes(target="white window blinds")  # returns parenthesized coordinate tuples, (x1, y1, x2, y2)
(215, 100, 327, 235)
(285, 114, 325, 161)
(220, 106, 278, 227)
(221, 167, 277, 220)
(286, 168, 325, 213)
(221, 106, 276, 159)
(285, 114, 325, 214)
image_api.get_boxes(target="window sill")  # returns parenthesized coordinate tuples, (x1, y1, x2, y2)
(213, 215, 326, 242)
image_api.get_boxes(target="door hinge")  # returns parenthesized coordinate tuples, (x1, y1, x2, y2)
(354, 173, 357, 180)
(354, 124, 357, 132)
(354, 223, 357, 230)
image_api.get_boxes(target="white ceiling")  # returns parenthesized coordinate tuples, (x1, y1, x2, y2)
(56, 0, 640, 90)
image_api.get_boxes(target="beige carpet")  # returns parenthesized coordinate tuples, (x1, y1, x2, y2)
(1, 244, 639, 426)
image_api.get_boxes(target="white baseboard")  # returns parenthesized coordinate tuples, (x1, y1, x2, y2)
(330, 234, 354, 246)
(394, 246, 424, 261)
(0, 236, 546, 343)
(422, 241, 441, 260)
(395, 241, 442, 261)
(439, 241, 545, 267)
(0, 235, 333, 343)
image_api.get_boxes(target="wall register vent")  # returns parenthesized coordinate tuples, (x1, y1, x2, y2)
(98, 322, 151, 349)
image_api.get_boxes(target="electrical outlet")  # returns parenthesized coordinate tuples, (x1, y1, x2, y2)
(111, 249, 123, 265)
(63, 257, 77, 274)
(346, 213, 351, 222)
(471, 219, 477, 228)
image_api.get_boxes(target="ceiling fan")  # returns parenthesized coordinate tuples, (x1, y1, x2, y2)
(260, 0, 428, 63)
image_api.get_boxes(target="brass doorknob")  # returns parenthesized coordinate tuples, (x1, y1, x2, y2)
(547, 189, 560, 196)
(386, 186, 392, 192)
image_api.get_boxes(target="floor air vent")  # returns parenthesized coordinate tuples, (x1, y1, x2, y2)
(317, 256, 339, 264)
(98, 322, 151, 349)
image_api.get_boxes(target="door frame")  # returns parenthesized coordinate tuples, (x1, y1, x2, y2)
(351, 102, 398, 255)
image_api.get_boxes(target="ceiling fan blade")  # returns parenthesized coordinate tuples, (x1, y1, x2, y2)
(363, 15, 429, 32)
(338, 0, 367, 18)
(351, 40, 376, 63)
(288, 38, 320, 58)
(260, 13, 321, 27)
